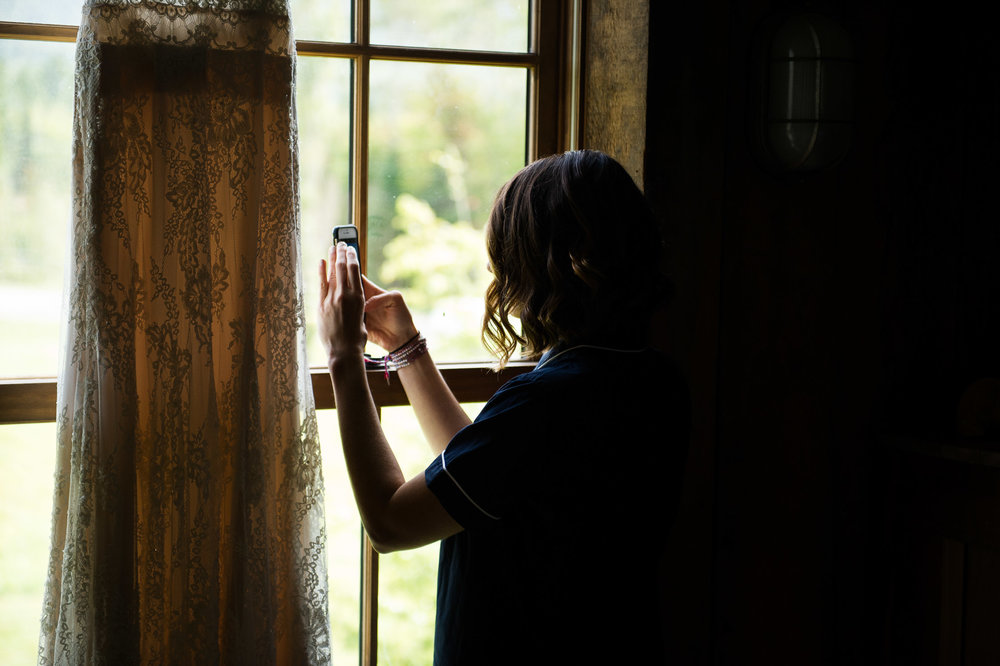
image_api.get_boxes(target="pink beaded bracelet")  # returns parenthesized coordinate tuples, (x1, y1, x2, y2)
(364, 332, 428, 383)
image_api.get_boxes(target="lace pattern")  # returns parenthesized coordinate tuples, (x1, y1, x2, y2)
(39, 1, 330, 663)
(83, 0, 294, 55)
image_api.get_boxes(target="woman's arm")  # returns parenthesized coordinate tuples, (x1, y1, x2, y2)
(319, 244, 462, 553)
(361, 275, 471, 454)
(395, 355, 471, 455)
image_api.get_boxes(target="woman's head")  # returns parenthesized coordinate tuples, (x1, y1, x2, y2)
(482, 150, 671, 366)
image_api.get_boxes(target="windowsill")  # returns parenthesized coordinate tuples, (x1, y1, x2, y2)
(0, 361, 536, 425)
(314, 360, 535, 409)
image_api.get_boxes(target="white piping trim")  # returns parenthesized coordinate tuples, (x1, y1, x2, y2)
(439, 451, 501, 521)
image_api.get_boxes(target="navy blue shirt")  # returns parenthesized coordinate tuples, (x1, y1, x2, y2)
(425, 346, 690, 665)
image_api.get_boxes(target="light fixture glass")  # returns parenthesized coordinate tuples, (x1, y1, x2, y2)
(760, 12, 855, 173)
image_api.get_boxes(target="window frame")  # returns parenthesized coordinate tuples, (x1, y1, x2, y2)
(0, 1, 579, 662)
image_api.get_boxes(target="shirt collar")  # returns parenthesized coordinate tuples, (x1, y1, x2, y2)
(536, 346, 561, 367)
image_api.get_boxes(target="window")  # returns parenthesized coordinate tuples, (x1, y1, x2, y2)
(0, 1, 575, 663)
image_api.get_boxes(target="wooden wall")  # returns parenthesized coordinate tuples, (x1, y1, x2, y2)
(644, 2, 1000, 664)
(581, 0, 648, 184)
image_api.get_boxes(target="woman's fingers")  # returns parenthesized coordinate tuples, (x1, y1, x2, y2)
(324, 244, 340, 295)
(332, 242, 364, 298)
(363, 288, 418, 351)
(323, 243, 412, 352)
(333, 242, 349, 292)
(319, 243, 369, 361)
(318, 258, 329, 300)
(364, 291, 396, 311)
(344, 243, 362, 295)
(361, 274, 386, 297)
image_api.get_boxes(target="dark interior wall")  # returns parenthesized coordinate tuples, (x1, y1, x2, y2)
(874, 7, 1000, 437)
(646, 2, 1000, 664)
(645, 2, 728, 663)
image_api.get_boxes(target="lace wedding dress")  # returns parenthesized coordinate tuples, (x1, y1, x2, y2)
(38, 1, 330, 663)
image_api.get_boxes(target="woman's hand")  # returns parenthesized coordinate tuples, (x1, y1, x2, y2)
(323, 265, 468, 455)
(318, 243, 368, 367)
(361, 275, 419, 352)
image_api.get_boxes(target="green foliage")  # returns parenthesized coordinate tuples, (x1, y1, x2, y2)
(377, 545, 439, 665)
(369, 0, 528, 53)
(366, 60, 526, 288)
(0, 423, 57, 666)
(378, 194, 492, 361)
(0, 40, 74, 288)
(380, 194, 486, 309)
(289, 0, 351, 43)
(364, 59, 526, 362)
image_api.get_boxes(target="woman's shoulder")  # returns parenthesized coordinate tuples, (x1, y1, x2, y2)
(488, 345, 686, 407)
(535, 344, 681, 380)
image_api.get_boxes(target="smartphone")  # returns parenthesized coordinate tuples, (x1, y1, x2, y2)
(332, 225, 360, 258)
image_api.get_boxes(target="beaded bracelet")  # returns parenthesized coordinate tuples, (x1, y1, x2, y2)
(363, 332, 428, 383)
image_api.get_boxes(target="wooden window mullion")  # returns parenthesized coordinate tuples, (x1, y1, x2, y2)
(359, 397, 380, 666)
(353, 3, 378, 662)
(351, 0, 371, 274)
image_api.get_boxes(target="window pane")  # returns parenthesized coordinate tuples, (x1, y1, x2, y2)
(376, 402, 484, 664)
(0, 423, 57, 664)
(371, 0, 529, 52)
(318, 410, 362, 664)
(0, 40, 74, 379)
(296, 56, 352, 367)
(368, 61, 527, 362)
(0, 1, 81, 25)
(290, 0, 351, 44)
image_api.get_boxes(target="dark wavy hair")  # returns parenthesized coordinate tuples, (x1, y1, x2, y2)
(482, 150, 672, 367)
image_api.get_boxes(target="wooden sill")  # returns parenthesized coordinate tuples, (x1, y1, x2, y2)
(0, 362, 535, 425)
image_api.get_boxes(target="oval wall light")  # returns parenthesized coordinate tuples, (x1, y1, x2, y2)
(752, 12, 855, 173)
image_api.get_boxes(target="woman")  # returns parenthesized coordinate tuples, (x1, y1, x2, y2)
(318, 150, 690, 664)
